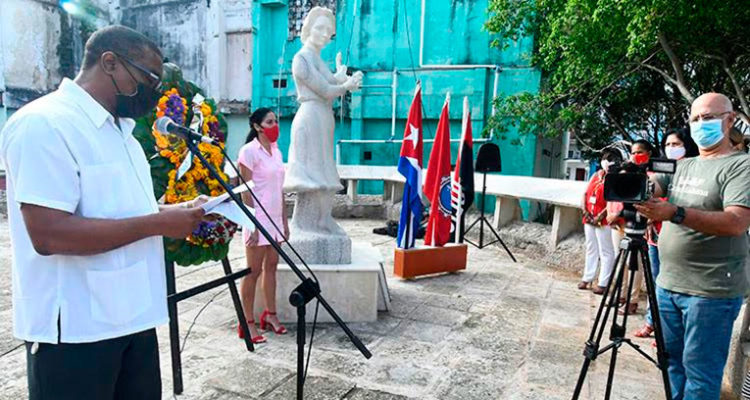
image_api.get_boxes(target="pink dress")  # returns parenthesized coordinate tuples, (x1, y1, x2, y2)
(237, 140, 285, 246)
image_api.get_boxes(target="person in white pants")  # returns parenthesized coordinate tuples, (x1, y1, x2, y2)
(579, 149, 620, 294)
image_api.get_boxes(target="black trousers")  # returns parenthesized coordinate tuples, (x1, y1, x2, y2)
(26, 328, 161, 400)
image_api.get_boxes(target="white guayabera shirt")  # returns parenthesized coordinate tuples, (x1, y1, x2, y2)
(0, 79, 168, 344)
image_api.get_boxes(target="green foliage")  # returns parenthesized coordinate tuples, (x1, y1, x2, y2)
(485, 0, 750, 157)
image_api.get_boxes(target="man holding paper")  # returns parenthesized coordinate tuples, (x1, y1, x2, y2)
(0, 26, 206, 399)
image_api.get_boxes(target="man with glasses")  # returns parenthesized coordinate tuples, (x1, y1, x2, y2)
(635, 93, 750, 400)
(0, 25, 205, 399)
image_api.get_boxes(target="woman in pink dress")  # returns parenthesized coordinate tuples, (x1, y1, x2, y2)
(236, 108, 289, 343)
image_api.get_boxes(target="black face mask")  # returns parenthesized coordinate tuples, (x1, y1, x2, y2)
(110, 70, 161, 119)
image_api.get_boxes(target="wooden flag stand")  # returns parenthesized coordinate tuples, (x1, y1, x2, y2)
(394, 243, 468, 279)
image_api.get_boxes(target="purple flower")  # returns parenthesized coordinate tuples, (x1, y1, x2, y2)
(165, 93, 186, 125)
(207, 121, 225, 142)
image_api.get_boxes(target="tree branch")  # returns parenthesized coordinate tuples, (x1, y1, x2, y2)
(641, 63, 680, 87)
(602, 107, 635, 142)
(694, 51, 750, 122)
(722, 63, 750, 119)
(657, 32, 695, 102)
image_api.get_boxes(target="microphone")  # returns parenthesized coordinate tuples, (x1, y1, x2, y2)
(155, 116, 219, 146)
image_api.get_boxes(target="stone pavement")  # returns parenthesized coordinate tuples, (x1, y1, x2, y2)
(0, 219, 664, 399)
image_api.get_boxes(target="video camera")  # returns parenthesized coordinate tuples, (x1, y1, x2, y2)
(602, 158, 676, 236)
(603, 158, 676, 203)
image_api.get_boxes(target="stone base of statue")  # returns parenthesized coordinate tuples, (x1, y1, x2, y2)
(282, 232, 352, 265)
(260, 241, 389, 323)
(283, 190, 352, 264)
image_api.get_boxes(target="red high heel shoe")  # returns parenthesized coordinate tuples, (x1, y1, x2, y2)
(260, 310, 288, 334)
(237, 320, 266, 344)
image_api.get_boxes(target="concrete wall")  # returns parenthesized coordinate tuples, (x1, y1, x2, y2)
(0, 0, 68, 109)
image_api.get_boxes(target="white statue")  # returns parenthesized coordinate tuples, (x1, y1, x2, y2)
(284, 6, 363, 264)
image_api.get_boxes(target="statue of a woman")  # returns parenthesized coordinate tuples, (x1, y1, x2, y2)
(284, 6, 362, 263)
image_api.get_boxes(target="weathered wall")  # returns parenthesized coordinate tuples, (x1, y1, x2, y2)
(117, 0, 253, 157)
(0, 0, 66, 108)
(0, 0, 253, 159)
(119, 0, 208, 87)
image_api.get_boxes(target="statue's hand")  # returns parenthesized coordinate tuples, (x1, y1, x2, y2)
(334, 52, 348, 82)
(343, 74, 362, 92)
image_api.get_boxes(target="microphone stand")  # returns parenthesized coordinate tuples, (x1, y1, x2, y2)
(182, 137, 372, 399)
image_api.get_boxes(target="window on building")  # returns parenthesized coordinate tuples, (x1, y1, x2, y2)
(288, 0, 337, 40)
(575, 168, 586, 181)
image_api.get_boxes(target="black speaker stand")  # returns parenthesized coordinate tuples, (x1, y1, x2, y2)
(463, 172, 517, 262)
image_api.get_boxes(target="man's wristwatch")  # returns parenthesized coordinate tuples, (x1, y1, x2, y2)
(670, 206, 686, 224)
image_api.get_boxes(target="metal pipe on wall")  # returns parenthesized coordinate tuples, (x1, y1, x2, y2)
(335, 137, 492, 165)
(490, 66, 500, 139)
(390, 68, 398, 140)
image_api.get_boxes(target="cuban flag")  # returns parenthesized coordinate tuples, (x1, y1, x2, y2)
(451, 97, 475, 243)
(396, 85, 424, 249)
(423, 93, 453, 247)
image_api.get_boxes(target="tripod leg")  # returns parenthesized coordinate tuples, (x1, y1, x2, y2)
(464, 216, 481, 233)
(603, 248, 639, 400)
(479, 173, 487, 247)
(478, 208, 485, 248)
(484, 220, 517, 262)
(614, 250, 639, 340)
(639, 248, 673, 399)
(596, 247, 627, 346)
(572, 247, 626, 399)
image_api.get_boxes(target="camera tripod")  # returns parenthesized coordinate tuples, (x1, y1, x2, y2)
(571, 229, 671, 400)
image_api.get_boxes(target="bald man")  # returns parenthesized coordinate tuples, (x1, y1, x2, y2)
(635, 93, 750, 400)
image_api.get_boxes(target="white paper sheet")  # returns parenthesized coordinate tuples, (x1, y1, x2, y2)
(200, 183, 254, 212)
(200, 183, 257, 231)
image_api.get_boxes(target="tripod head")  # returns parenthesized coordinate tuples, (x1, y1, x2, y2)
(619, 203, 649, 239)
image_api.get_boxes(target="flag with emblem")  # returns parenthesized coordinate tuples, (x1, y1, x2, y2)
(396, 84, 424, 249)
(451, 97, 475, 243)
(423, 93, 452, 247)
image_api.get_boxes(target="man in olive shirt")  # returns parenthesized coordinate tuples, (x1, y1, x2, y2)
(636, 93, 750, 400)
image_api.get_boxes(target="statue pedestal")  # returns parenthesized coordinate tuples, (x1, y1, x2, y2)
(281, 232, 352, 264)
(256, 241, 388, 323)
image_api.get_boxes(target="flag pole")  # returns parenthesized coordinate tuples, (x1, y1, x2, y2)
(455, 96, 469, 244)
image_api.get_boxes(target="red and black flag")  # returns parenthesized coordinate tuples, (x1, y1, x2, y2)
(451, 97, 474, 243)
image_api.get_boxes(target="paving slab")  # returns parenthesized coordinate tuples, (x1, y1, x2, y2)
(0, 218, 665, 399)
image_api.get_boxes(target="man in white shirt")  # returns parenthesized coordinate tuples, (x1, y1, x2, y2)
(0, 25, 205, 399)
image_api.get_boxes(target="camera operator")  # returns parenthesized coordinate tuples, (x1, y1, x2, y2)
(635, 93, 750, 400)
(635, 129, 698, 341)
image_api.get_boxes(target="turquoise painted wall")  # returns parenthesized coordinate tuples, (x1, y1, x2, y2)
(251, 0, 541, 213)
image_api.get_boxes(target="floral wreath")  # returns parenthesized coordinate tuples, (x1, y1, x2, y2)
(133, 63, 239, 266)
